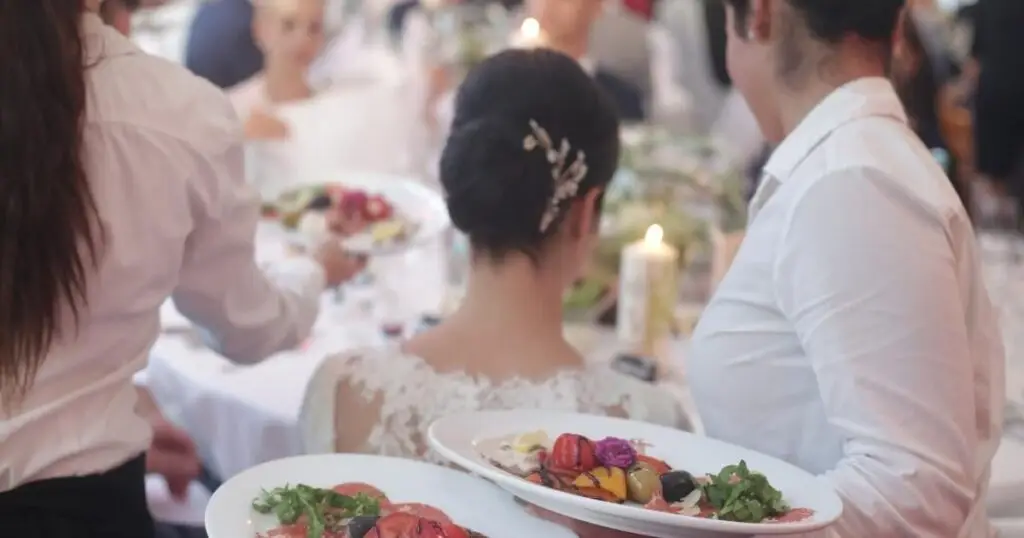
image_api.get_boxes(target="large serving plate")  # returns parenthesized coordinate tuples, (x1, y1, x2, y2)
(205, 453, 575, 538)
(428, 410, 843, 538)
(264, 172, 449, 255)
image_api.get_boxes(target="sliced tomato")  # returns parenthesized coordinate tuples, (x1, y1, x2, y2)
(411, 520, 470, 538)
(383, 503, 452, 525)
(332, 482, 390, 504)
(364, 512, 420, 538)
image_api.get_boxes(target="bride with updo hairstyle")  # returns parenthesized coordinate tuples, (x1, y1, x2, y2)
(302, 48, 689, 462)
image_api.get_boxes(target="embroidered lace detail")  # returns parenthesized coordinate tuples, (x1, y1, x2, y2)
(302, 345, 689, 463)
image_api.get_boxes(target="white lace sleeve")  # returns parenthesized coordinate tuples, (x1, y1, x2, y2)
(300, 346, 492, 462)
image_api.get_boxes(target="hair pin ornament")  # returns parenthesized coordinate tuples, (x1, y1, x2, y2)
(523, 119, 588, 233)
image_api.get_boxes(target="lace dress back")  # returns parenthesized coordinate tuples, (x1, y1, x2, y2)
(301, 345, 690, 464)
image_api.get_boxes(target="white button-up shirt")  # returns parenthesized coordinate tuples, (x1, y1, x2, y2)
(0, 14, 325, 491)
(689, 78, 1004, 538)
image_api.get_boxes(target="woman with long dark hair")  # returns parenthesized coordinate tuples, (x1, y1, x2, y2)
(0, 2, 361, 536)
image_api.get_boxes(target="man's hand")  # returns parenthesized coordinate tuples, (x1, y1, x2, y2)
(147, 417, 201, 501)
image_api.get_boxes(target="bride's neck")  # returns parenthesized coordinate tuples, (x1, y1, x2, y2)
(450, 256, 567, 342)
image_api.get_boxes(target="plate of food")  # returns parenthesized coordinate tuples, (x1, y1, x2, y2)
(204, 454, 575, 538)
(261, 173, 448, 255)
(428, 411, 843, 538)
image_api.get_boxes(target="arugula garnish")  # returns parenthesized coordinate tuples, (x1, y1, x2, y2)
(252, 484, 381, 538)
(700, 460, 789, 523)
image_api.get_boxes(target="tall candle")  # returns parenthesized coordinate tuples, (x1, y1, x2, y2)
(617, 224, 679, 359)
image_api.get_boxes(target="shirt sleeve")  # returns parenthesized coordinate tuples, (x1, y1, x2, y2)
(172, 132, 325, 365)
(769, 167, 978, 537)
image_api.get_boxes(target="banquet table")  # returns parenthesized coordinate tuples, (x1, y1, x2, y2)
(143, 228, 1024, 535)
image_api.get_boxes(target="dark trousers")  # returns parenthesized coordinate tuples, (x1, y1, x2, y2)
(156, 523, 208, 538)
(0, 455, 154, 538)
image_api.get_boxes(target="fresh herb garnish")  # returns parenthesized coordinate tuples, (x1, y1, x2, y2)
(252, 484, 380, 538)
(700, 460, 789, 523)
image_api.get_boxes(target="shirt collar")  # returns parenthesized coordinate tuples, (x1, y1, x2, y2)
(82, 12, 140, 65)
(762, 77, 908, 181)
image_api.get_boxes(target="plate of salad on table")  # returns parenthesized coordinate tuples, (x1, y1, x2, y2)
(428, 410, 843, 538)
(260, 173, 448, 255)
(204, 454, 574, 538)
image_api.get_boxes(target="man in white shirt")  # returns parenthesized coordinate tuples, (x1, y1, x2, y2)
(537, 1, 1005, 537)
(689, 1, 1004, 537)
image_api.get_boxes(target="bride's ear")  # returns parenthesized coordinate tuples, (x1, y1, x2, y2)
(568, 187, 604, 239)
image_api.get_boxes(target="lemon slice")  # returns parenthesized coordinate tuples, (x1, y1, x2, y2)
(371, 220, 406, 243)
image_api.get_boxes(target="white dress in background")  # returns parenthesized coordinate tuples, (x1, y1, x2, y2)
(300, 345, 690, 463)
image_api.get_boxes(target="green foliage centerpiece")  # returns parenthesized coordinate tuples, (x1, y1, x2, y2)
(563, 125, 748, 322)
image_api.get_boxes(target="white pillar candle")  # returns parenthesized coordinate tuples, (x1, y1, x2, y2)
(617, 224, 679, 359)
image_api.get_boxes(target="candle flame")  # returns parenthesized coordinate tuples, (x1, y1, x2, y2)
(521, 18, 540, 40)
(644, 224, 664, 246)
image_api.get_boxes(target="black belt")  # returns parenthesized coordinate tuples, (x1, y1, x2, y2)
(0, 454, 155, 538)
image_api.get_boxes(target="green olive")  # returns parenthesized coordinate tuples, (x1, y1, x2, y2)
(626, 463, 661, 504)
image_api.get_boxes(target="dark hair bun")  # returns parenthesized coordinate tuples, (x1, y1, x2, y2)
(441, 116, 552, 247)
(439, 48, 621, 259)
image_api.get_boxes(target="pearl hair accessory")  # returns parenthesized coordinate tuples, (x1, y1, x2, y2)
(522, 119, 589, 233)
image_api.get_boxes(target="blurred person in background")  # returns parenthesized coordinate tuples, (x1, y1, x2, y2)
(0, 1, 362, 536)
(892, 6, 969, 210)
(527, 0, 646, 121)
(587, 1, 653, 103)
(185, 0, 264, 89)
(229, 0, 326, 140)
(659, 0, 765, 193)
(964, 0, 1024, 218)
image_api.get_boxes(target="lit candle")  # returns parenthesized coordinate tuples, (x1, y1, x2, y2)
(617, 224, 679, 361)
(515, 17, 543, 47)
